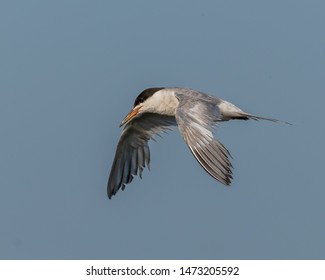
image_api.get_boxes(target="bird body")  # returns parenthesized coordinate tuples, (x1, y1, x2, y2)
(107, 87, 287, 199)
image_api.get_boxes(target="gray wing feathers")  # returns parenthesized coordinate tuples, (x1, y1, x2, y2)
(175, 95, 233, 185)
(108, 113, 176, 198)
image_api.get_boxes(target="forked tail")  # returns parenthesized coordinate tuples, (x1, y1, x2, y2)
(245, 113, 292, 125)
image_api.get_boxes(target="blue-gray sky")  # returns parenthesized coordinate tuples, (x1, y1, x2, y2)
(1, 0, 324, 259)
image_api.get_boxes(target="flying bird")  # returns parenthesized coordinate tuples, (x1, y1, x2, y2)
(107, 87, 288, 199)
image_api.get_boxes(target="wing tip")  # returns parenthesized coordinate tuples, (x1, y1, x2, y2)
(107, 185, 116, 199)
(218, 173, 233, 186)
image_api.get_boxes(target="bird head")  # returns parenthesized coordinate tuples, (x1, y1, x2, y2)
(119, 87, 165, 127)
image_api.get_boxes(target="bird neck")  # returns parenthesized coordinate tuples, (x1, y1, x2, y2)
(143, 90, 179, 116)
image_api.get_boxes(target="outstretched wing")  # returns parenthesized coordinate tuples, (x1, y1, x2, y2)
(107, 113, 176, 199)
(175, 93, 233, 185)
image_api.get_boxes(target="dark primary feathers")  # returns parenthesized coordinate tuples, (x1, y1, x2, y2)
(107, 113, 176, 199)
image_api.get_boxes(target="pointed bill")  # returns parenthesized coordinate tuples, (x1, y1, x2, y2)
(119, 106, 142, 127)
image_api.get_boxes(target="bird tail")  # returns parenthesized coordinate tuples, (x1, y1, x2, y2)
(218, 100, 291, 124)
(244, 113, 292, 125)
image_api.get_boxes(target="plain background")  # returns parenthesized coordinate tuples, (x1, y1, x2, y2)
(1, 0, 324, 259)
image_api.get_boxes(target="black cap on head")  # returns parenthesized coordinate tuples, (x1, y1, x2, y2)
(133, 87, 164, 107)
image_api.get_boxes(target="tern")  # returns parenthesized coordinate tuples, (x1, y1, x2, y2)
(107, 87, 288, 199)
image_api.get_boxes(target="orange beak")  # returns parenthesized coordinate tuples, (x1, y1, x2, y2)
(119, 106, 142, 127)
